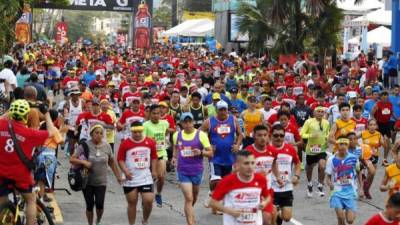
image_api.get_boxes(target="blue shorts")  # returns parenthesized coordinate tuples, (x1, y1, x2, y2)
(177, 172, 203, 185)
(330, 195, 357, 211)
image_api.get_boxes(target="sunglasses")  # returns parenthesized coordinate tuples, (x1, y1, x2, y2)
(272, 134, 285, 138)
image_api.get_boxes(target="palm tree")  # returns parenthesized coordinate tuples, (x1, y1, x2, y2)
(237, 0, 364, 55)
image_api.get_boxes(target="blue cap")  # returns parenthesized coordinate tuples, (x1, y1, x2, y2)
(180, 112, 194, 121)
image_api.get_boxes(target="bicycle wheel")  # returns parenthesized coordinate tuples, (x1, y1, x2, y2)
(0, 201, 22, 225)
(35, 200, 54, 225)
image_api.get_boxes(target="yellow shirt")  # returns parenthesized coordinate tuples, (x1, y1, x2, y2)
(361, 130, 382, 156)
(242, 109, 263, 137)
(43, 129, 64, 150)
(144, 75, 153, 82)
(335, 119, 356, 139)
(386, 163, 400, 196)
(173, 129, 211, 148)
(106, 109, 117, 144)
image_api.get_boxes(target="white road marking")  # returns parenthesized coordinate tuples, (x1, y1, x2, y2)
(290, 218, 304, 225)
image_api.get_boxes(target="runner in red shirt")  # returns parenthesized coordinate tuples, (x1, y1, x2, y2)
(245, 125, 283, 225)
(0, 100, 57, 225)
(62, 70, 80, 91)
(365, 192, 400, 225)
(118, 98, 145, 138)
(310, 91, 331, 112)
(351, 104, 368, 137)
(209, 150, 272, 225)
(277, 111, 302, 148)
(117, 121, 157, 225)
(371, 91, 393, 165)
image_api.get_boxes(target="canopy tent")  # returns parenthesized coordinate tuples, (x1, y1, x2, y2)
(336, 0, 383, 12)
(348, 26, 391, 47)
(161, 19, 214, 37)
(352, 8, 391, 26)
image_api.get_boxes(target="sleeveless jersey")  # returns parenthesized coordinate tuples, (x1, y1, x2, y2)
(361, 130, 382, 156)
(190, 105, 205, 129)
(335, 119, 356, 139)
(386, 164, 400, 196)
(209, 115, 236, 166)
(176, 130, 204, 175)
(170, 104, 182, 123)
(69, 99, 83, 127)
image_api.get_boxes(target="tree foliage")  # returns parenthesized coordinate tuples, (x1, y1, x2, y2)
(237, 0, 362, 59)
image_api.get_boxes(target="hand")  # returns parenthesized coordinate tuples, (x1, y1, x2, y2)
(83, 161, 92, 169)
(231, 144, 240, 153)
(276, 178, 285, 188)
(291, 176, 299, 186)
(328, 182, 334, 191)
(117, 177, 124, 184)
(225, 208, 242, 218)
(192, 148, 202, 156)
(171, 157, 177, 166)
(125, 172, 133, 180)
(151, 172, 157, 181)
(258, 196, 270, 210)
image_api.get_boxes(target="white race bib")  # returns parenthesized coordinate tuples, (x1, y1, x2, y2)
(382, 108, 391, 115)
(217, 124, 231, 134)
(181, 147, 194, 157)
(237, 211, 257, 224)
(310, 145, 321, 153)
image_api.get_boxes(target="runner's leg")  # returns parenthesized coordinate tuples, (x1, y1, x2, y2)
(345, 209, 355, 224)
(141, 192, 154, 224)
(318, 159, 326, 185)
(280, 207, 292, 222)
(94, 186, 106, 224)
(125, 189, 139, 225)
(156, 159, 166, 194)
(21, 193, 36, 225)
(180, 183, 195, 225)
(334, 208, 346, 225)
(83, 186, 95, 225)
(192, 184, 200, 206)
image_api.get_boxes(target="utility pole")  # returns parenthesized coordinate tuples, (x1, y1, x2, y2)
(172, 0, 178, 26)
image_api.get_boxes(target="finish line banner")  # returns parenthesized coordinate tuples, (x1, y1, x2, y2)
(34, 0, 152, 12)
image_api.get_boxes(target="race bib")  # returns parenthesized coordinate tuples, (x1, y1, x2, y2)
(382, 108, 391, 115)
(237, 211, 257, 224)
(279, 171, 289, 182)
(217, 124, 231, 134)
(156, 141, 165, 151)
(338, 176, 351, 185)
(310, 145, 321, 153)
(133, 156, 148, 169)
(181, 147, 194, 157)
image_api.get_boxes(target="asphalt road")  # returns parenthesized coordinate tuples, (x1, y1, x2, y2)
(53, 146, 388, 225)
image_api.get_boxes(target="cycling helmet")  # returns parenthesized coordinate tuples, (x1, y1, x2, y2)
(9, 99, 30, 123)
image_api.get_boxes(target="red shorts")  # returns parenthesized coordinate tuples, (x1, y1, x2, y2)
(264, 201, 274, 214)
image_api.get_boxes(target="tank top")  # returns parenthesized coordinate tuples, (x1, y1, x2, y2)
(169, 104, 181, 123)
(176, 130, 203, 175)
(361, 130, 382, 156)
(209, 115, 236, 165)
(69, 99, 83, 126)
(386, 164, 400, 196)
(335, 119, 356, 139)
(242, 109, 263, 137)
(190, 105, 205, 129)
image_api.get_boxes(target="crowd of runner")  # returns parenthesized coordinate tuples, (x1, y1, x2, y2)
(1, 41, 400, 225)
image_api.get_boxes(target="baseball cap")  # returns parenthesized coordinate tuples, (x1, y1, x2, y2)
(216, 101, 228, 110)
(230, 87, 238, 93)
(68, 88, 81, 96)
(180, 112, 194, 121)
(212, 92, 221, 100)
(347, 91, 357, 98)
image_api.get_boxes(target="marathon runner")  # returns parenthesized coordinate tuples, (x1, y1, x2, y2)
(300, 106, 330, 198)
(117, 121, 157, 225)
(143, 104, 170, 207)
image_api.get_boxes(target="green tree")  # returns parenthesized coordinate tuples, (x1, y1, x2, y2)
(153, 5, 172, 28)
(63, 11, 95, 42)
(0, 0, 68, 56)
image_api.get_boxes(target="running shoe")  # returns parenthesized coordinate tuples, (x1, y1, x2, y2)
(155, 194, 162, 207)
(317, 184, 325, 197)
(307, 183, 313, 198)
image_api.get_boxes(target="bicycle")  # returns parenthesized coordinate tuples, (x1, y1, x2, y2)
(0, 184, 54, 225)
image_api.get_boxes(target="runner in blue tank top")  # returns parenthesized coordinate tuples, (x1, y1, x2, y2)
(200, 100, 243, 214)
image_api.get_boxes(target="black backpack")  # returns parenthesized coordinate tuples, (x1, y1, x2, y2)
(68, 140, 90, 192)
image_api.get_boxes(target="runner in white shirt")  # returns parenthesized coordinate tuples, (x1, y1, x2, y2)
(117, 121, 157, 225)
(210, 150, 272, 225)
(269, 124, 301, 225)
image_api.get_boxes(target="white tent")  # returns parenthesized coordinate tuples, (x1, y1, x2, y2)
(337, 0, 383, 12)
(352, 8, 392, 26)
(161, 19, 214, 37)
(348, 26, 391, 47)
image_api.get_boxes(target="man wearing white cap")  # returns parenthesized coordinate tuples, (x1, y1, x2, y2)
(200, 100, 243, 214)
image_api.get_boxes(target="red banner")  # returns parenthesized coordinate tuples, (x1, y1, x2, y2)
(134, 2, 151, 49)
(55, 22, 68, 44)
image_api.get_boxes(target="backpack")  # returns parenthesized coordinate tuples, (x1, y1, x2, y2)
(68, 140, 90, 192)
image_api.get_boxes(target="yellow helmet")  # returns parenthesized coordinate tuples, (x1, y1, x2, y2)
(9, 99, 30, 123)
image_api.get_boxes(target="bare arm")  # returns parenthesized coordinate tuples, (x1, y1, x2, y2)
(209, 198, 241, 218)
(328, 123, 337, 145)
(108, 156, 122, 182)
(370, 105, 377, 120)
(380, 172, 390, 192)
(199, 118, 210, 133)
(233, 117, 243, 146)
(45, 112, 58, 138)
